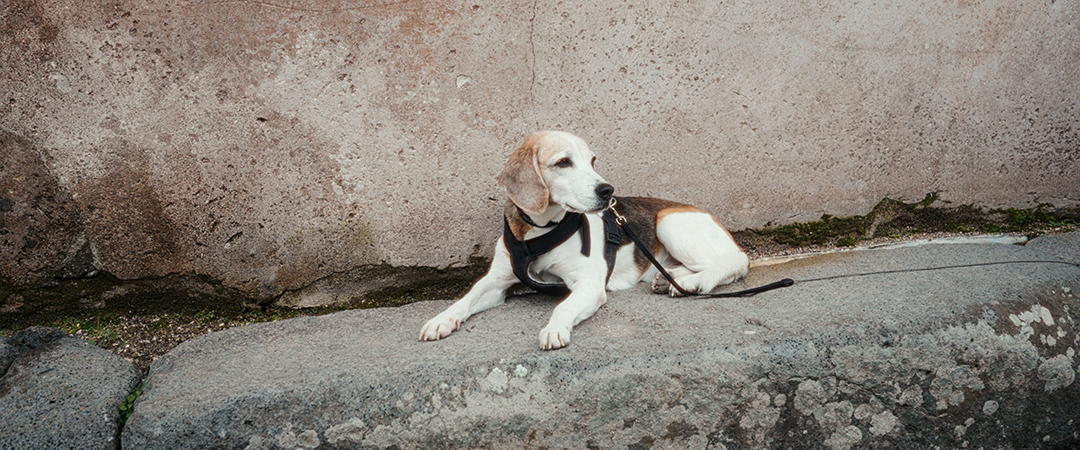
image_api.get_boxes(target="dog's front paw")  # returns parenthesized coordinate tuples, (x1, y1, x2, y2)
(651, 273, 670, 294)
(538, 326, 571, 350)
(652, 273, 690, 297)
(419, 316, 461, 341)
(668, 284, 689, 297)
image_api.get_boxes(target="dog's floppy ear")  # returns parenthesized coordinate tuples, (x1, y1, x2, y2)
(497, 136, 549, 216)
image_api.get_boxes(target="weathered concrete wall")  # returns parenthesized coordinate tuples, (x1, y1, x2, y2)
(2, 0, 1078, 301)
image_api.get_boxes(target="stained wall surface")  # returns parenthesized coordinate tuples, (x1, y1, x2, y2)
(2, 0, 1077, 300)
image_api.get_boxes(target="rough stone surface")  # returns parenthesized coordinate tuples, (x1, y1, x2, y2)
(0, 129, 89, 287)
(2, 0, 1078, 302)
(1027, 230, 1080, 265)
(0, 338, 15, 375)
(0, 326, 142, 450)
(123, 235, 1080, 449)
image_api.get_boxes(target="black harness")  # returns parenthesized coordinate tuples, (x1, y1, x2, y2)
(503, 210, 621, 296)
(505, 198, 794, 298)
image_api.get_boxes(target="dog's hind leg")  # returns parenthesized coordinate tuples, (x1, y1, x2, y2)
(655, 212, 748, 297)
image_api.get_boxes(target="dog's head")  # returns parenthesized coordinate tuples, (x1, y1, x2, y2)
(498, 131, 614, 216)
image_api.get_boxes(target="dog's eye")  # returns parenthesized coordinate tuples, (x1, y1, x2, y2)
(554, 158, 573, 168)
(591, 156, 596, 167)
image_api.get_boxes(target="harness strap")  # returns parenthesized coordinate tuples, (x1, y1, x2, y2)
(517, 207, 559, 228)
(504, 211, 623, 297)
(504, 213, 590, 296)
(602, 210, 621, 282)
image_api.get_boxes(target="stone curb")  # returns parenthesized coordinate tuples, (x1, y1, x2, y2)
(0, 326, 141, 450)
(119, 233, 1079, 449)
(2, 234, 1077, 449)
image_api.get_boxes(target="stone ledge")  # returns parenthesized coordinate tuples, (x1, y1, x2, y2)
(0, 326, 141, 450)
(120, 234, 1079, 449)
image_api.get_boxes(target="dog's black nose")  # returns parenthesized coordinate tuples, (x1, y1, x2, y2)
(596, 183, 614, 201)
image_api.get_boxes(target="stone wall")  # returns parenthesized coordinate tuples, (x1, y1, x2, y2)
(2, 0, 1077, 302)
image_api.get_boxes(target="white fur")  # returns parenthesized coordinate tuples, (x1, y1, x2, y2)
(419, 131, 748, 349)
(653, 212, 749, 294)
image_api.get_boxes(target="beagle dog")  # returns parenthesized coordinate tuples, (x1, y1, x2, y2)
(419, 131, 749, 349)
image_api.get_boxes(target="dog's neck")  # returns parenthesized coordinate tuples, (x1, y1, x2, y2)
(504, 201, 572, 240)
(516, 206, 562, 228)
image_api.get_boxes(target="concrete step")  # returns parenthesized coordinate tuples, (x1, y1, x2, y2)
(119, 233, 1080, 449)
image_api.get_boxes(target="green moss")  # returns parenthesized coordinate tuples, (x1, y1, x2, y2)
(1006, 208, 1037, 227)
(118, 378, 145, 428)
(739, 195, 1078, 254)
(48, 315, 122, 347)
(754, 213, 871, 248)
(2, 260, 486, 370)
(837, 236, 857, 247)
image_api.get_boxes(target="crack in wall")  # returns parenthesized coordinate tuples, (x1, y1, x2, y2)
(528, 0, 538, 129)
(206, 0, 423, 13)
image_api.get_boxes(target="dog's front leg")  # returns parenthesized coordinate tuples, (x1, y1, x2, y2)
(419, 242, 517, 342)
(538, 281, 607, 350)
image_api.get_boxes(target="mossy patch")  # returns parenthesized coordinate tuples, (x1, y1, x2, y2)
(734, 194, 1079, 255)
(1, 261, 487, 369)
(0, 273, 320, 370)
(0, 272, 251, 331)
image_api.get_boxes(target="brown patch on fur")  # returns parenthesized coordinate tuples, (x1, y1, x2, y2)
(613, 197, 744, 273)
(656, 204, 707, 222)
(614, 197, 688, 273)
(503, 200, 533, 241)
(536, 136, 568, 165)
(498, 135, 549, 216)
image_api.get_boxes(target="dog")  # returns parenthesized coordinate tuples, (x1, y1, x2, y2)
(419, 131, 749, 349)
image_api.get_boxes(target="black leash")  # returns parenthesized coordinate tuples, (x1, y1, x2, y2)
(795, 260, 1080, 283)
(607, 198, 794, 298)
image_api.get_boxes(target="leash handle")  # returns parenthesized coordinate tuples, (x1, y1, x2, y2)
(608, 197, 792, 298)
(705, 278, 794, 298)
